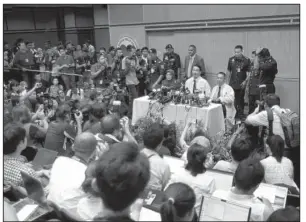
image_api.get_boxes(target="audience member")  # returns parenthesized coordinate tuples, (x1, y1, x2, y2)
(93, 142, 150, 221)
(47, 132, 97, 206)
(214, 137, 252, 173)
(83, 103, 105, 133)
(261, 135, 298, 189)
(4, 123, 49, 187)
(160, 182, 198, 222)
(266, 206, 299, 222)
(167, 144, 216, 213)
(12, 105, 48, 160)
(213, 158, 274, 221)
(141, 123, 171, 191)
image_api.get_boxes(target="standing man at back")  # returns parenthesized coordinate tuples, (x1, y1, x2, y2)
(184, 45, 206, 80)
(227, 45, 251, 119)
(122, 45, 139, 118)
(163, 44, 181, 80)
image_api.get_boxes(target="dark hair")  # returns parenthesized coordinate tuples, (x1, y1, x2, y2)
(192, 65, 201, 71)
(235, 45, 243, 50)
(141, 47, 149, 52)
(126, 45, 135, 52)
(100, 47, 106, 51)
(252, 50, 256, 55)
(101, 115, 121, 134)
(17, 40, 25, 47)
(26, 41, 33, 46)
(82, 160, 99, 196)
(192, 128, 207, 139)
(108, 46, 115, 52)
(86, 40, 91, 44)
(91, 103, 106, 120)
(12, 105, 32, 124)
(58, 46, 65, 51)
(217, 72, 226, 77)
(55, 104, 71, 120)
(95, 142, 150, 211)
(267, 206, 300, 222)
(265, 94, 280, 108)
(143, 123, 164, 150)
(266, 135, 284, 162)
(160, 183, 196, 222)
(231, 138, 252, 162)
(185, 144, 208, 176)
(189, 45, 196, 50)
(115, 47, 122, 52)
(4, 122, 26, 155)
(234, 158, 264, 192)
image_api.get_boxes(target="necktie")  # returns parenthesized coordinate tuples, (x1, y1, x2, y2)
(217, 86, 221, 98)
(188, 57, 193, 78)
(193, 79, 197, 93)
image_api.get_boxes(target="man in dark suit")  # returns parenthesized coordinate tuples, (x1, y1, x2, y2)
(184, 45, 206, 80)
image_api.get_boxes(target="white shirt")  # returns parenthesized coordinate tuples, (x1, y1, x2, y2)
(261, 156, 297, 189)
(187, 54, 196, 78)
(213, 188, 268, 221)
(245, 105, 285, 141)
(185, 76, 211, 97)
(47, 156, 87, 206)
(78, 196, 102, 220)
(141, 148, 171, 191)
(167, 168, 215, 214)
(213, 160, 238, 173)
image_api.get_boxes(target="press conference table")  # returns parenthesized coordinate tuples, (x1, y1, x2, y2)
(132, 96, 225, 137)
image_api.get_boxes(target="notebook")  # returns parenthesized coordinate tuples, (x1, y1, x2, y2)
(199, 195, 251, 221)
(32, 148, 58, 170)
(254, 183, 288, 210)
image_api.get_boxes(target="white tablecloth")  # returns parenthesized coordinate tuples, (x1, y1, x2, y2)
(132, 96, 225, 137)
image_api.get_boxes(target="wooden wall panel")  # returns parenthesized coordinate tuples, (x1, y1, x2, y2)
(108, 5, 143, 25)
(143, 5, 299, 24)
(6, 9, 35, 30)
(34, 8, 57, 29)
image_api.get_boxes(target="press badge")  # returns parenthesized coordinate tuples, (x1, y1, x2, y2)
(100, 80, 103, 84)
(25, 59, 29, 63)
(151, 68, 155, 73)
(237, 67, 241, 72)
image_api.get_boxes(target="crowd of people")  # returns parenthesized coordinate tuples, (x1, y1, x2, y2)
(3, 38, 300, 221)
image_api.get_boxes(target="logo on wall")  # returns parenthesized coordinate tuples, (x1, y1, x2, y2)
(117, 36, 139, 49)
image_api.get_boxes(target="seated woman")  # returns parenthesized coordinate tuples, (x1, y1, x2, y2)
(261, 135, 299, 190)
(12, 105, 49, 161)
(4, 123, 49, 188)
(166, 144, 216, 214)
(160, 183, 198, 222)
(161, 69, 180, 90)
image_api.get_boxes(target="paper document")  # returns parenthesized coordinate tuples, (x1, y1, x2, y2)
(17, 204, 39, 221)
(139, 207, 161, 221)
(254, 184, 276, 204)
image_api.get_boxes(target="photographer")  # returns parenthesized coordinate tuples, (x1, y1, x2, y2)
(91, 55, 108, 88)
(245, 94, 285, 141)
(254, 47, 278, 95)
(44, 104, 83, 156)
(83, 103, 107, 134)
(111, 48, 124, 82)
(122, 45, 139, 117)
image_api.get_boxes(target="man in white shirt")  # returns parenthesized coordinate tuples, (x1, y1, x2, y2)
(185, 65, 211, 97)
(209, 72, 236, 122)
(245, 94, 285, 140)
(212, 158, 274, 221)
(47, 132, 97, 206)
(141, 123, 171, 191)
